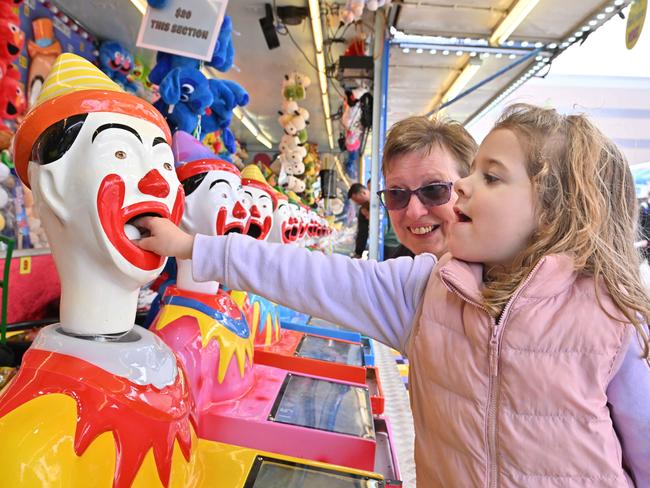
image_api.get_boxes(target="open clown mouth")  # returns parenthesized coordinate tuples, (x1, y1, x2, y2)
(6, 102, 16, 116)
(246, 216, 272, 240)
(454, 207, 472, 223)
(7, 43, 18, 56)
(98, 174, 184, 271)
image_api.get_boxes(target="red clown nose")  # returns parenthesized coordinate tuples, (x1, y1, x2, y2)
(138, 169, 169, 198)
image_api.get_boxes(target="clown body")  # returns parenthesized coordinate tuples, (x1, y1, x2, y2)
(0, 54, 201, 488)
(0, 326, 200, 488)
(152, 131, 256, 410)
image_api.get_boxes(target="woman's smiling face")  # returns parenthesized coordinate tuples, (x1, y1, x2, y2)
(384, 145, 462, 258)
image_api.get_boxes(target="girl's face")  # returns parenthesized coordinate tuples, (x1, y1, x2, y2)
(385, 146, 462, 258)
(450, 129, 537, 268)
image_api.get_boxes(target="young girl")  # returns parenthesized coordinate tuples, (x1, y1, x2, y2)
(135, 104, 650, 486)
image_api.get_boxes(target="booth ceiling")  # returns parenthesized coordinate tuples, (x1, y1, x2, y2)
(387, 0, 629, 130)
(53, 0, 630, 152)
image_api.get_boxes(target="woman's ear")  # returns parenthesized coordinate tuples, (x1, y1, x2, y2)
(30, 164, 71, 224)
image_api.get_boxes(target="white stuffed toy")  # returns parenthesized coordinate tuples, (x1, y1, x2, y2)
(279, 134, 300, 153)
(280, 99, 299, 116)
(340, 0, 390, 24)
(278, 112, 308, 136)
(284, 175, 306, 193)
(281, 72, 312, 101)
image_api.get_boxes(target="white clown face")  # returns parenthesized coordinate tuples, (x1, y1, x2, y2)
(29, 112, 183, 285)
(242, 182, 273, 241)
(287, 203, 301, 242)
(181, 166, 249, 237)
(268, 198, 293, 244)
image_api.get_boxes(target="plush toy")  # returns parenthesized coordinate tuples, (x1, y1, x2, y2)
(278, 153, 305, 176)
(0, 66, 25, 122)
(0, 5, 24, 68)
(284, 175, 306, 193)
(278, 134, 299, 153)
(201, 77, 249, 137)
(340, 0, 390, 24)
(340, 0, 364, 24)
(154, 66, 213, 134)
(98, 40, 137, 92)
(26, 18, 61, 107)
(280, 99, 299, 115)
(211, 15, 235, 72)
(278, 111, 308, 136)
(128, 57, 156, 102)
(281, 72, 311, 101)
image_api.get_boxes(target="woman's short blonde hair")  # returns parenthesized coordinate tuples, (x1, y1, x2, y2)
(382, 116, 477, 178)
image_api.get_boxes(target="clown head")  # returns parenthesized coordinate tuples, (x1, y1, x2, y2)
(287, 201, 302, 242)
(268, 190, 294, 244)
(13, 54, 184, 335)
(173, 131, 248, 238)
(240, 164, 273, 241)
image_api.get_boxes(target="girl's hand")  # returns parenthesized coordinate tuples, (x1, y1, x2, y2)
(132, 216, 194, 260)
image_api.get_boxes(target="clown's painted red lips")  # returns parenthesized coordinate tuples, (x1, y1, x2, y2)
(216, 207, 249, 236)
(98, 174, 184, 271)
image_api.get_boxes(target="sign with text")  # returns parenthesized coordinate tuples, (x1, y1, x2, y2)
(136, 0, 228, 61)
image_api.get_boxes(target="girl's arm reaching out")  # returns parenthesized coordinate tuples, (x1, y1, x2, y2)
(191, 233, 436, 352)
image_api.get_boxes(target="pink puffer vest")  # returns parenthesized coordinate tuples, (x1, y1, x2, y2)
(405, 254, 634, 487)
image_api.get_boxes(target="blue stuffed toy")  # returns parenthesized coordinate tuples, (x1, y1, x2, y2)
(200, 78, 249, 142)
(98, 41, 137, 93)
(154, 67, 214, 134)
(211, 15, 235, 72)
(147, 0, 170, 8)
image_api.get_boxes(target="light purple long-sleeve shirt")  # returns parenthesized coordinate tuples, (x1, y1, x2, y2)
(193, 233, 650, 485)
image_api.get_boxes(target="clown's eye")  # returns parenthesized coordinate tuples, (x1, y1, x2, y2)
(115, 150, 127, 159)
(163, 162, 173, 171)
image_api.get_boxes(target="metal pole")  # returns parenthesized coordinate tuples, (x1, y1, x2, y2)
(426, 47, 542, 117)
(377, 35, 390, 260)
(368, 12, 385, 260)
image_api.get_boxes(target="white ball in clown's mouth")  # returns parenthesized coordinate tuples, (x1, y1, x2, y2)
(124, 223, 141, 241)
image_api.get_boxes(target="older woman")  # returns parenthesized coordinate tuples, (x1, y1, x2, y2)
(378, 116, 477, 258)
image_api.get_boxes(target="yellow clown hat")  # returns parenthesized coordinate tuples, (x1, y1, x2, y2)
(13, 53, 171, 187)
(241, 164, 271, 189)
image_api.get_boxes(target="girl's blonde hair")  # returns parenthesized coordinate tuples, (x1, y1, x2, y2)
(483, 104, 649, 360)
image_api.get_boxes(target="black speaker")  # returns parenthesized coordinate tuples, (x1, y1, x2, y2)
(259, 3, 280, 50)
(320, 169, 337, 198)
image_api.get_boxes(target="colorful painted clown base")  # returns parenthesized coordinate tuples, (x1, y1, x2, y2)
(153, 285, 255, 407)
(0, 327, 199, 488)
(230, 289, 282, 347)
